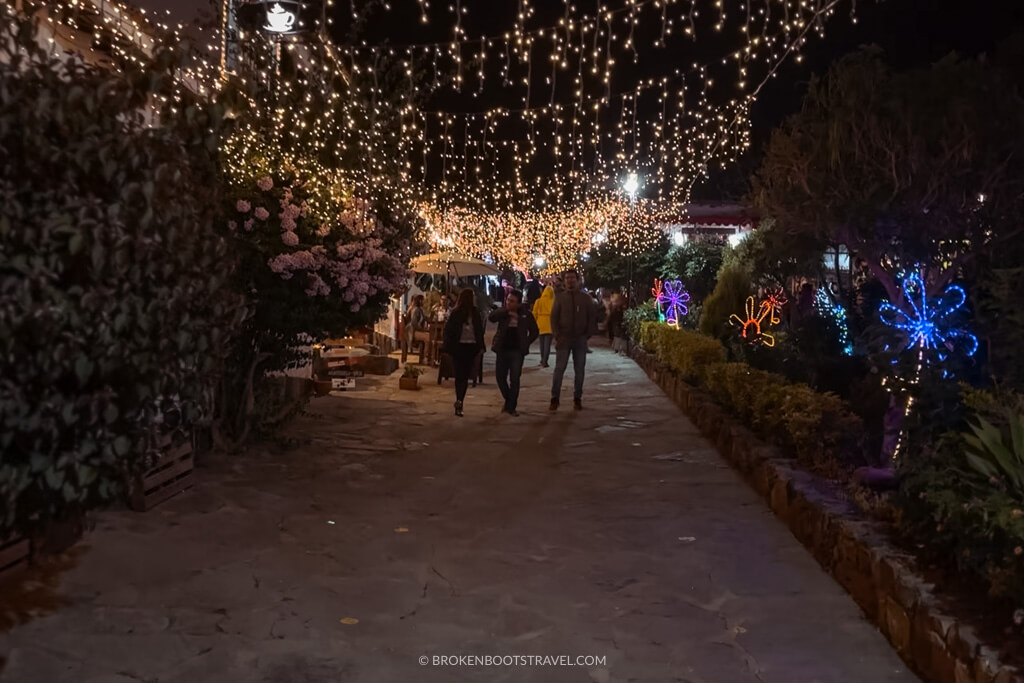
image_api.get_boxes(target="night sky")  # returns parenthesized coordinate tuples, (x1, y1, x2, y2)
(754, 0, 1024, 137)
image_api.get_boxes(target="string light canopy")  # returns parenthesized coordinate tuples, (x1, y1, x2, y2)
(361, 0, 862, 267)
(28, 0, 869, 272)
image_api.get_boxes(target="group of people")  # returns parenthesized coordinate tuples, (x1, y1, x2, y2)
(439, 269, 605, 417)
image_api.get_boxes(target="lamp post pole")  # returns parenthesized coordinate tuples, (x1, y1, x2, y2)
(623, 172, 639, 307)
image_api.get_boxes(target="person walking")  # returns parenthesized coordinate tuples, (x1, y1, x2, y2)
(607, 293, 628, 355)
(443, 288, 485, 417)
(525, 276, 543, 310)
(587, 290, 604, 353)
(549, 269, 596, 411)
(532, 284, 555, 367)
(489, 290, 539, 416)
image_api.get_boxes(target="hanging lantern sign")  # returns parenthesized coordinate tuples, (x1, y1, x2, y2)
(264, 2, 298, 33)
(237, 1, 318, 37)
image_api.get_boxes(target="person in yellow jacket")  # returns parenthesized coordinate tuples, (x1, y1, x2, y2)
(532, 285, 555, 367)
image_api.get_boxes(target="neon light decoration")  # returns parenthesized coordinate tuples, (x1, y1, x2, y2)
(763, 286, 788, 325)
(653, 278, 690, 327)
(730, 296, 775, 347)
(652, 279, 666, 323)
(879, 272, 977, 361)
(814, 286, 853, 355)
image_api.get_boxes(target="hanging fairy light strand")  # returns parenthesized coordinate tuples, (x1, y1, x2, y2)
(28, 0, 867, 271)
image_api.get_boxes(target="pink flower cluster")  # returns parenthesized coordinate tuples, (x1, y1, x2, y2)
(257, 176, 274, 191)
(266, 238, 407, 310)
(279, 201, 302, 233)
(268, 249, 319, 279)
(236, 200, 251, 213)
(305, 274, 331, 297)
(339, 197, 381, 236)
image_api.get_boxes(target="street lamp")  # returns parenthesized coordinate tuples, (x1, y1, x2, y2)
(623, 172, 639, 199)
(621, 172, 640, 306)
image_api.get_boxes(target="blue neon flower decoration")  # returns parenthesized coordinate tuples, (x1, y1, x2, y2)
(879, 272, 977, 361)
(655, 279, 690, 326)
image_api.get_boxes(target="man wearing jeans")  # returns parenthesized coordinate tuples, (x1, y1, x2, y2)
(549, 270, 597, 411)
(489, 290, 539, 416)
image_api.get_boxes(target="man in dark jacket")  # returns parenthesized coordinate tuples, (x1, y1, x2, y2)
(489, 290, 539, 416)
(549, 270, 597, 410)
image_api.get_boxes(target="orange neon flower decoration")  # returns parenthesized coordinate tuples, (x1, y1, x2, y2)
(730, 296, 775, 347)
(763, 286, 788, 325)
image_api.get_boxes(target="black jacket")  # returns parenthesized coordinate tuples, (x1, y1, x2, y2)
(525, 280, 543, 307)
(489, 308, 540, 354)
(443, 307, 485, 353)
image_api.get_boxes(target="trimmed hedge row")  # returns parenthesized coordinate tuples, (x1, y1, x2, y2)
(640, 322, 865, 471)
(640, 323, 726, 382)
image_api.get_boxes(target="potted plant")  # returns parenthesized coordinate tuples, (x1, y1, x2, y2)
(399, 365, 424, 390)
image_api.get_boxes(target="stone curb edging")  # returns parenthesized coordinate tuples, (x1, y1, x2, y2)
(631, 347, 1021, 683)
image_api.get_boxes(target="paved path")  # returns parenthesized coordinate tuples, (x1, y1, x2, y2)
(0, 343, 916, 683)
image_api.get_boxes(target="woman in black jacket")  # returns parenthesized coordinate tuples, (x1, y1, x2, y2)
(488, 290, 540, 416)
(443, 288, 486, 417)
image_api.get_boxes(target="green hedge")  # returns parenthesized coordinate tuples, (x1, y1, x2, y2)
(0, 15, 242, 537)
(641, 323, 726, 382)
(641, 322, 865, 470)
(625, 300, 661, 342)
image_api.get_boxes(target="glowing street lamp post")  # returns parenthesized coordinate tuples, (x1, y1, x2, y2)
(623, 173, 639, 306)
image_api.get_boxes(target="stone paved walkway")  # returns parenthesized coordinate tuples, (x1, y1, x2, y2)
(0, 342, 916, 683)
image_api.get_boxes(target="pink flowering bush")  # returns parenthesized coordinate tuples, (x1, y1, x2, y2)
(224, 169, 411, 379)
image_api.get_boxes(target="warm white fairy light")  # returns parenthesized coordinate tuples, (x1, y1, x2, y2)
(23, 0, 862, 270)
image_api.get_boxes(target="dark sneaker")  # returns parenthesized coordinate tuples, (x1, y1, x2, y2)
(549, 399, 559, 411)
(573, 399, 582, 410)
(455, 400, 464, 417)
(500, 406, 508, 414)
(509, 410, 519, 417)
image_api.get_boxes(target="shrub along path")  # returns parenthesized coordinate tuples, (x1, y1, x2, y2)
(0, 342, 915, 682)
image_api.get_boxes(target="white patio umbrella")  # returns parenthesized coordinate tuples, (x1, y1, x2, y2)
(409, 252, 501, 278)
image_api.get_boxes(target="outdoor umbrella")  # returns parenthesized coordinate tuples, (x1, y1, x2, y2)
(409, 252, 501, 278)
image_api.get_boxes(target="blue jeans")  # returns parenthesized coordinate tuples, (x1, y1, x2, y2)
(495, 349, 525, 411)
(551, 337, 588, 401)
(538, 334, 552, 365)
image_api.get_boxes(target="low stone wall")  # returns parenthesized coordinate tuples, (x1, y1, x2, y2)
(632, 347, 1020, 683)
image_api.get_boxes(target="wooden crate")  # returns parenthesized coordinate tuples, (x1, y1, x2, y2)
(0, 534, 30, 578)
(130, 439, 194, 512)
